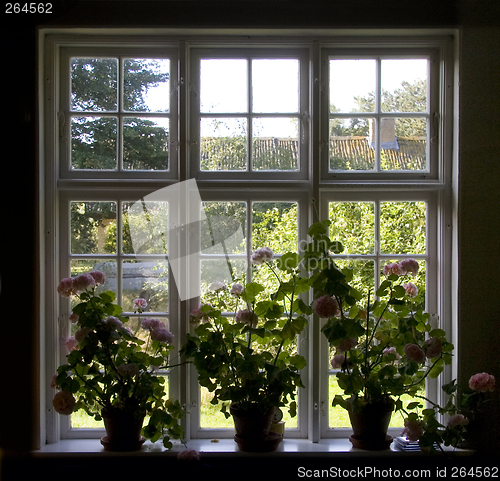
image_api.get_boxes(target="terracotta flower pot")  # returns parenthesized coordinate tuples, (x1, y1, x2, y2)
(230, 402, 282, 452)
(348, 399, 395, 450)
(100, 407, 146, 451)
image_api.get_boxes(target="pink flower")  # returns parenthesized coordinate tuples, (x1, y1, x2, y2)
(133, 298, 148, 311)
(400, 259, 419, 276)
(141, 318, 165, 330)
(65, 336, 79, 352)
(52, 391, 76, 415)
(424, 337, 443, 359)
(313, 295, 340, 318)
(57, 277, 76, 297)
(469, 372, 496, 393)
(383, 262, 404, 277)
(383, 347, 401, 361)
(74, 328, 90, 343)
(89, 270, 106, 285)
(209, 281, 227, 292)
(402, 419, 424, 442)
(106, 316, 123, 329)
(190, 304, 211, 325)
(69, 313, 79, 324)
(337, 337, 358, 352)
(117, 363, 140, 377)
(230, 283, 244, 297)
(404, 343, 426, 364)
(251, 247, 274, 265)
(235, 309, 259, 328)
(403, 282, 418, 298)
(330, 354, 346, 369)
(448, 414, 469, 428)
(151, 327, 174, 344)
(72, 273, 96, 292)
(177, 449, 201, 461)
(50, 374, 58, 389)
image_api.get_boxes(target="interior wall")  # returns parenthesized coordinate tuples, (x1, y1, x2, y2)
(0, 0, 498, 455)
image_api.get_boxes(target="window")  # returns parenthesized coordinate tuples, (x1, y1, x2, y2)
(42, 32, 454, 445)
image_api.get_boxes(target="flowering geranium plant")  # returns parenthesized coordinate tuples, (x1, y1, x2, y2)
(306, 219, 489, 451)
(51, 270, 184, 448)
(180, 247, 311, 418)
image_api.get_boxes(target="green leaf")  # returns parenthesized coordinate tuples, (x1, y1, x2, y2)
(241, 282, 265, 302)
(276, 252, 301, 271)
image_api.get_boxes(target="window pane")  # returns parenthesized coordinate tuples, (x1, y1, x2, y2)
(122, 260, 168, 313)
(71, 117, 117, 170)
(380, 201, 426, 254)
(200, 118, 247, 171)
(329, 118, 373, 171)
(71, 58, 117, 112)
(252, 118, 299, 171)
(201, 259, 247, 302)
(70, 202, 117, 254)
(252, 202, 297, 254)
(252, 59, 299, 113)
(123, 117, 169, 171)
(380, 118, 427, 171)
(381, 59, 427, 113)
(200, 59, 247, 113)
(123, 58, 170, 112)
(329, 202, 375, 254)
(123, 201, 169, 255)
(202, 201, 246, 255)
(329, 59, 376, 113)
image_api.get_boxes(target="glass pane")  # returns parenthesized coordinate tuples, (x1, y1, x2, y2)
(200, 259, 247, 302)
(252, 202, 297, 254)
(123, 58, 170, 112)
(200, 118, 247, 171)
(71, 58, 117, 112)
(202, 201, 246, 255)
(329, 202, 375, 255)
(252, 118, 299, 171)
(329, 59, 376, 113)
(122, 260, 168, 313)
(123, 117, 169, 171)
(252, 59, 299, 113)
(70, 259, 118, 306)
(71, 117, 117, 170)
(123, 201, 168, 255)
(334, 259, 374, 299)
(381, 59, 428, 113)
(70, 202, 117, 254)
(200, 59, 247, 113)
(380, 118, 427, 171)
(380, 201, 426, 254)
(329, 118, 372, 171)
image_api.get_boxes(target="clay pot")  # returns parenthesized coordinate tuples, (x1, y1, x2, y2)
(348, 399, 395, 450)
(100, 407, 145, 451)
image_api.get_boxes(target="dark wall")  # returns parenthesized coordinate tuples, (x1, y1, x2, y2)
(1, 0, 498, 458)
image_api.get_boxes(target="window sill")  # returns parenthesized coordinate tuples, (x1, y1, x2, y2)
(35, 437, 471, 456)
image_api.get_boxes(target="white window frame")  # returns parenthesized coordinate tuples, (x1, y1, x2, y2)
(40, 30, 455, 447)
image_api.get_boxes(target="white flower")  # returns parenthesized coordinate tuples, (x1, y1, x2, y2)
(209, 281, 227, 292)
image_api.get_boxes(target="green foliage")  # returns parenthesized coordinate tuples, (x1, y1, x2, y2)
(181, 249, 310, 416)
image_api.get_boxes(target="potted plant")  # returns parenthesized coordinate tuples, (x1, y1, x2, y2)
(181, 247, 310, 452)
(51, 270, 185, 451)
(306, 219, 459, 450)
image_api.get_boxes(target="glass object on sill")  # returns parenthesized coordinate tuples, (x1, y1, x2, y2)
(252, 118, 299, 171)
(71, 57, 118, 112)
(123, 58, 170, 113)
(123, 117, 169, 171)
(71, 116, 117, 170)
(200, 118, 247, 171)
